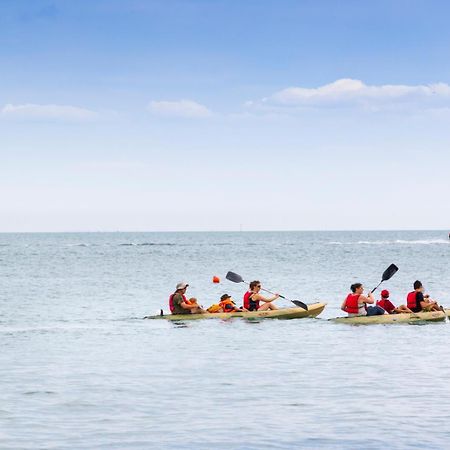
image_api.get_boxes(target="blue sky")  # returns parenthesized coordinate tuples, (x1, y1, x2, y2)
(1, 0, 450, 231)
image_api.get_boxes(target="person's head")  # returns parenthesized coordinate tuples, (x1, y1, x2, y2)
(249, 280, 261, 292)
(381, 289, 389, 299)
(350, 283, 363, 294)
(175, 282, 189, 293)
(220, 294, 232, 302)
(413, 280, 423, 291)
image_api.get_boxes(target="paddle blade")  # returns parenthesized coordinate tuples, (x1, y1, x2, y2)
(292, 300, 308, 310)
(381, 264, 399, 282)
(225, 271, 244, 284)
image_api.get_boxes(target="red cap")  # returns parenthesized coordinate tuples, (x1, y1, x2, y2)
(381, 289, 389, 298)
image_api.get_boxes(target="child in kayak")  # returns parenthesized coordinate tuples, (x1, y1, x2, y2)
(341, 283, 386, 317)
(376, 290, 412, 314)
(406, 280, 441, 313)
(219, 294, 247, 313)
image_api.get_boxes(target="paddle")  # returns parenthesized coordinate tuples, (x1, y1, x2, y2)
(225, 271, 308, 310)
(370, 263, 399, 294)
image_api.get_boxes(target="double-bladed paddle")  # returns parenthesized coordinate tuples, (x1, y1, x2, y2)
(225, 271, 308, 310)
(370, 263, 399, 294)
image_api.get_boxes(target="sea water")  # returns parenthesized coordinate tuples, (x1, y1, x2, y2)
(1, 230, 450, 449)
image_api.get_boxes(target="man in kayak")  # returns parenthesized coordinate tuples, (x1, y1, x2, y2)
(169, 282, 206, 315)
(341, 283, 386, 316)
(406, 280, 440, 313)
(376, 289, 412, 314)
(243, 280, 280, 311)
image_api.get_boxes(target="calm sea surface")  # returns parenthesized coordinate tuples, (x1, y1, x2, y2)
(1, 231, 450, 449)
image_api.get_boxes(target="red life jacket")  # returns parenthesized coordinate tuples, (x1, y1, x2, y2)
(407, 291, 418, 310)
(243, 291, 259, 310)
(169, 293, 189, 313)
(344, 293, 361, 314)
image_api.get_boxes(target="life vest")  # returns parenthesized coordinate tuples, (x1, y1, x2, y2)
(407, 291, 418, 310)
(207, 304, 222, 313)
(169, 293, 190, 313)
(243, 291, 259, 310)
(344, 293, 361, 314)
(219, 299, 237, 312)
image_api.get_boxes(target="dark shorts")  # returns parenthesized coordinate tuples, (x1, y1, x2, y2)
(366, 305, 386, 316)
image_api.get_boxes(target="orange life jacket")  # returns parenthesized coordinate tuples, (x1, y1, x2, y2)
(219, 299, 237, 312)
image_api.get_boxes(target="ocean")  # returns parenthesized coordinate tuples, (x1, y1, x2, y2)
(1, 230, 450, 449)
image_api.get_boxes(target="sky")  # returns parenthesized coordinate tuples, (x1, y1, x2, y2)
(1, 0, 450, 232)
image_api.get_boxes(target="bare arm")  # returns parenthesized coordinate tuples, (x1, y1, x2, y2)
(359, 293, 374, 304)
(253, 293, 280, 303)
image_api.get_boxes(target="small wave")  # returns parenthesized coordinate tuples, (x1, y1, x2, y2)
(67, 243, 90, 247)
(329, 239, 450, 246)
(119, 242, 176, 246)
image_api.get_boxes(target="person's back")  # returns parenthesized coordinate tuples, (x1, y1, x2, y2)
(407, 280, 440, 313)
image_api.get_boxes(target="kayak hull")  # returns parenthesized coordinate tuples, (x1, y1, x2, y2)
(145, 302, 326, 321)
(331, 309, 450, 325)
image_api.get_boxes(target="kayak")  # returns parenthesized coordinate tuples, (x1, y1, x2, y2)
(331, 309, 450, 325)
(145, 302, 326, 321)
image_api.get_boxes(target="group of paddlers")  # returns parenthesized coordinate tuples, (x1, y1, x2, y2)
(168, 280, 280, 315)
(341, 280, 441, 317)
(168, 279, 441, 317)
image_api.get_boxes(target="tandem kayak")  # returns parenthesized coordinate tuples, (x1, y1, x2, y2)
(331, 309, 450, 325)
(145, 302, 326, 321)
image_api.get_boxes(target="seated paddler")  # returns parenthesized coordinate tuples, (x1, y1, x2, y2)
(169, 282, 206, 315)
(243, 280, 279, 311)
(341, 283, 386, 317)
(406, 280, 441, 313)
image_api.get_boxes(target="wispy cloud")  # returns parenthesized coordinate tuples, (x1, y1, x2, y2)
(246, 79, 450, 112)
(148, 99, 212, 118)
(1, 103, 99, 121)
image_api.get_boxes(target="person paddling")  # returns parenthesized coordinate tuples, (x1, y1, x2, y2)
(243, 280, 279, 311)
(341, 283, 386, 317)
(406, 280, 440, 313)
(376, 289, 412, 314)
(169, 282, 206, 315)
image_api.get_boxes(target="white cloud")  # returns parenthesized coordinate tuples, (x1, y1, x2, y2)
(249, 79, 450, 111)
(1, 103, 98, 121)
(148, 99, 212, 118)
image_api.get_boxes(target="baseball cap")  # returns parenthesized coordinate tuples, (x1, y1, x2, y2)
(220, 294, 231, 301)
(176, 282, 189, 290)
(381, 289, 389, 298)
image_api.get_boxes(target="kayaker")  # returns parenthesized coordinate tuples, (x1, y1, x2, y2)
(169, 282, 206, 315)
(341, 283, 386, 317)
(243, 280, 280, 311)
(406, 280, 440, 313)
(376, 289, 412, 314)
(219, 294, 247, 312)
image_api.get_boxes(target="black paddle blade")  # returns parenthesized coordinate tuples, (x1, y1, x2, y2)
(225, 271, 244, 284)
(292, 300, 308, 310)
(381, 264, 399, 282)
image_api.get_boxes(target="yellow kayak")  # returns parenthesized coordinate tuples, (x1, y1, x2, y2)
(331, 309, 450, 325)
(145, 302, 326, 321)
